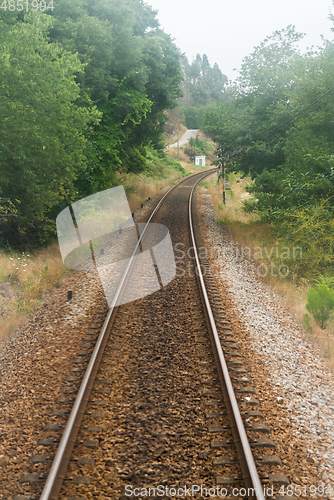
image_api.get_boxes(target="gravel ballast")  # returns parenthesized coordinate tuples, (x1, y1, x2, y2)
(1, 181, 334, 499)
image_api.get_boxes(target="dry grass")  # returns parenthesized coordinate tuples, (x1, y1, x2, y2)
(205, 175, 260, 225)
(117, 170, 185, 213)
(121, 162, 214, 213)
(0, 244, 67, 342)
(204, 172, 334, 371)
(166, 146, 191, 164)
(164, 108, 188, 146)
(165, 124, 188, 147)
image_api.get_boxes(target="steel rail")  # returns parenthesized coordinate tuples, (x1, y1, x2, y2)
(40, 169, 217, 500)
(188, 178, 265, 500)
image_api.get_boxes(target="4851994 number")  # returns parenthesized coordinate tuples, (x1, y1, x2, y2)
(278, 484, 332, 497)
(0, 0, 54, 11)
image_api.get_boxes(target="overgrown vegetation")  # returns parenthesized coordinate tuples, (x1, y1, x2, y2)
(183, 136, 214, 161)
(0, 245, 67, 342)
(203, 19, 334, 283)
(202, 174, 334, 367)
(0, 0, 183, 248)
(0, 157, 187, 340)
(118, 151, 186, 211)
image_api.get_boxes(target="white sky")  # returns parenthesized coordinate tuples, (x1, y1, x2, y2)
(146, 0, 334, 81)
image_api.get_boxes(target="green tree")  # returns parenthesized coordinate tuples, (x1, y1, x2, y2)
(247, 41, 334, 214)
(306, 278, 334, 329)
(0, 14, 101, 246)
(204, 26, 304, 176)
(47, 0, 183, 173)
(182, 54, 228, 106)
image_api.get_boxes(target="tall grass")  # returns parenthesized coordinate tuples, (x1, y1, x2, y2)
(119, 166, 185, 212)
(0, 245, 67, 342)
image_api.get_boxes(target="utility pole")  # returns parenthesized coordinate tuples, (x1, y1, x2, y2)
(189, 137, 194, 163)
(218, 143, 226, 204)
(177, 131, 179, 162)
(222, 158, 226, 205)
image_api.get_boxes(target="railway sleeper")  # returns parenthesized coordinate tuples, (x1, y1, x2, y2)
(261, 473, 290, 486)
(212, 455, 282, 467)
(250, 438, 276, 448)
(13, 496, 34, 500)
(208, 424, 270, 434)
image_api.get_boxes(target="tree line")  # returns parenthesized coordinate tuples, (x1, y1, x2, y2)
(0, 0, 183, 247)
(180, 53, 228, 129)
(204, 20, 334, 276)
(205, 23, 334, 216)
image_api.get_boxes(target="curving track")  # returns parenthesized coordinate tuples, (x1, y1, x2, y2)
(17, 170, 291, 500)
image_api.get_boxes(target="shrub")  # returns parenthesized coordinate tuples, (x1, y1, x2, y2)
(306, 277, 334, 329)
(269, 200, 334, 279)
(241, 199, 258, 213)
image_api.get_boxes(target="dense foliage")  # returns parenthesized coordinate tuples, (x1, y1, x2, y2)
(180, 54, 228, 129)
(0, 0, 183, 247)
(203, 20, 334, 276)
(182, 53, 228, 106)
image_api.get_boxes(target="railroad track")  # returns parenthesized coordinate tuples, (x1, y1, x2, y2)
(16, 170, 291, 500)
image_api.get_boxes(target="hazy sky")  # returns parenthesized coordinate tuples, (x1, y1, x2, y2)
(146, 0, 334, 81)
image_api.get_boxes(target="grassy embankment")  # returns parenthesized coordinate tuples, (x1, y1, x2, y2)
(199, 173, 334, 369)
(0, 144, 204, 343)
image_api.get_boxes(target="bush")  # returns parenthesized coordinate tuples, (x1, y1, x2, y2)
(241, 199, 258, 213)
(181, 106, 203, 129)
(143, 149, 185, 178)
(306, 276, 334, 329)
(268, 200, 334, 279)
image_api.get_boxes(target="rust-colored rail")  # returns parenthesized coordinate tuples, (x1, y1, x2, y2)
(40, 169, 216, 500)
(189, 176, 265, 500)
